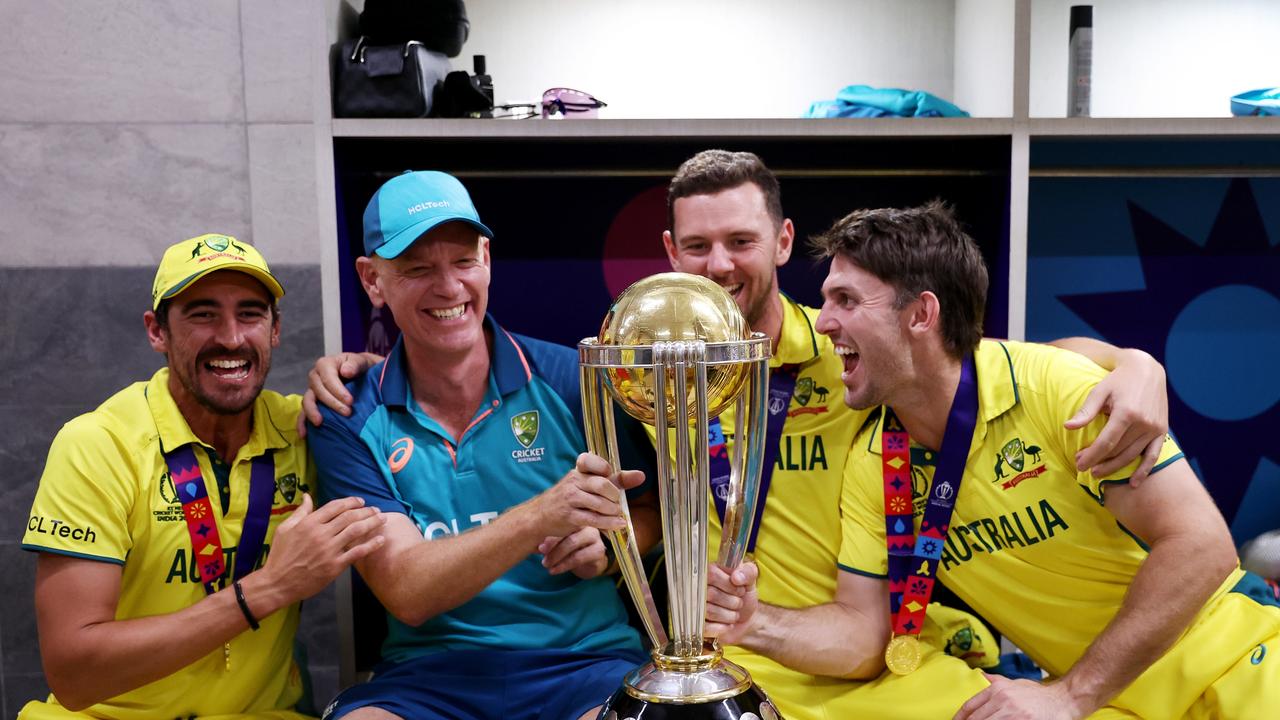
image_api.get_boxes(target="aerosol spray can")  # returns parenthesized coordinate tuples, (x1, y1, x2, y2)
(1068, 5, 1092, 117)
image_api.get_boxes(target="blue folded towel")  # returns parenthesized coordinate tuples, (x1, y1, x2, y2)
(1231, 88, 1280, 117)
(804, 85, 969, 118)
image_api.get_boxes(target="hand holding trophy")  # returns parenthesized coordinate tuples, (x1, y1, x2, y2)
(579, 273, 783, 719)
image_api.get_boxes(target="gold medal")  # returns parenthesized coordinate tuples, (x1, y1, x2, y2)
(885, 634, 922, 675)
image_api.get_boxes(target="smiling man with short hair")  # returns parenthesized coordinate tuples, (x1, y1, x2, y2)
(307, 171, 659, 720)
(21, 235, 385, 720)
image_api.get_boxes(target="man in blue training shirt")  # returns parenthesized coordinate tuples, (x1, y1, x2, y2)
(309, 171, 659, 720)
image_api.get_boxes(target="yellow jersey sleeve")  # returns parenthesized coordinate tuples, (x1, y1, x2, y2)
(838, 416, 891, 577)
(1014, 342, 1183, 501)
(23, 416, 137, 563)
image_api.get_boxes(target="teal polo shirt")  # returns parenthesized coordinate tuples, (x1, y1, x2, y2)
(311, 315, 643, 663)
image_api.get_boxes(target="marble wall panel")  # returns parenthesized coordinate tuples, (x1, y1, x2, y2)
(248, 124, 321, 264)
(4, 672, 51, 720)
(0, 404, 88, 541)
(0, 543, 40, 680)
(0, 124, 251, 266)
(0, 1, 244, 123)
(0, 266, 322, 406)
(297, 585, 341, 711)
(0, 266, 180, 409)
(241, 0, 318, 123)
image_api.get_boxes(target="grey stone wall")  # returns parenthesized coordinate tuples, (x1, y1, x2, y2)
(0, 1, 336, 715)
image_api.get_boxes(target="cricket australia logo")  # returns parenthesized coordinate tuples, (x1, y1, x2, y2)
(511, 410, 545, 463)
(994, 436, 1047, 490)
(191, 235, 247, 259)
(276, 473, 298, 504)
(794, 377, 814, 406)
(788, 376, 831, 418)
(512, 411, 539, 448)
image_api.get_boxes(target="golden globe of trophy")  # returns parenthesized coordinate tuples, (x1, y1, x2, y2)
(579, 273, 782, 719)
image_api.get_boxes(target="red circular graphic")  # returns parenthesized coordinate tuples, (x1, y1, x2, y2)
(601, 184, 674, 300)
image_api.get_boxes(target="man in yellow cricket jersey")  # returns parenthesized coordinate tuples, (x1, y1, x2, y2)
(752, 201, 1279, 718)
(20, 235, 386, 720)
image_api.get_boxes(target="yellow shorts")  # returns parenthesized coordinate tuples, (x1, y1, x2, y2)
(1083, 628, 1276, 719)
(1184, 630, 1278, 719)
(1105, 588, 1280, 718)
(743, 644, 988, 720)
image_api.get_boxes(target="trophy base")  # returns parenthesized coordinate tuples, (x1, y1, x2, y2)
(597, 682, 781, 720)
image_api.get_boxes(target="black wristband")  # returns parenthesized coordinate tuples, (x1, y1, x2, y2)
(234, 580, 260, 631)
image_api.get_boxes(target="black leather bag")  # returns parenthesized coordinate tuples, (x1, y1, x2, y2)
(359, 0, 469, 57)
(334, 37, 452, 118)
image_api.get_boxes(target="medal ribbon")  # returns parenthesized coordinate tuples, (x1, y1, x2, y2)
(164, 444, 276, 595)
(710, 365, 798, 553)
(883, 354, 977, 637)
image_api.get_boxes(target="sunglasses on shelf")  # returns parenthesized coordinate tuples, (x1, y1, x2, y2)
(541, 87, 607, 119)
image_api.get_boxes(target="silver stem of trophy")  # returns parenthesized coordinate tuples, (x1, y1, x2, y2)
(718, 355, 769, 569)
(654, 340, 712, 657)
(580, 363, 669, 650)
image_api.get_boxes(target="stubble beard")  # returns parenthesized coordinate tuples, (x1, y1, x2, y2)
(741, 282, 774, 332)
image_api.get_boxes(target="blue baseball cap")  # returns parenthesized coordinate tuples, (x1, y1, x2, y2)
(362, 170, 494, 258)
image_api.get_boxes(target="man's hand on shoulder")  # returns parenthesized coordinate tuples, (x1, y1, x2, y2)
(1065, 348, 1168, 486)
(954, 675, 1087, 720)
(245, 494, 387, 611)
(297, 352, 384, 436)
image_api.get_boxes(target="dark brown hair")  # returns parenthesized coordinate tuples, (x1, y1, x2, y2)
(667, 150, 783, 234)
(810, 200, 987, 358)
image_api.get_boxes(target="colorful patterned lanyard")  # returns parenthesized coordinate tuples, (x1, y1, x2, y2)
(882, 355, 977, 675)
(709, 365, 798, 553)
(163, 443, 275, 670)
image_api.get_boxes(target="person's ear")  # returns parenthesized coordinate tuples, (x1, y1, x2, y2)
(774, 218, 795, 267)
(356, 257, 386, 308)
(662, 230, 680, 271)
(144, 310, 167, 354)
(905, 291, 942, 338)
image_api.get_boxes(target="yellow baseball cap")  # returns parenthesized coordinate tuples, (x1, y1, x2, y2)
(151, 233, 285, 310)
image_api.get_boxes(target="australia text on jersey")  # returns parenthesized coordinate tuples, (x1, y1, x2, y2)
(938, 498, 1070, 571)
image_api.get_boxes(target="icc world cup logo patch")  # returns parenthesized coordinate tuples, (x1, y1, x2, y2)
(159, 470, 179, 505)
(933, 480, 955, 501)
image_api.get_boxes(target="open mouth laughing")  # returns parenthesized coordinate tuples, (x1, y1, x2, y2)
(835, 344, 860, 379)
(205, 357, 251, 381)
(427, 303, 467, 320)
